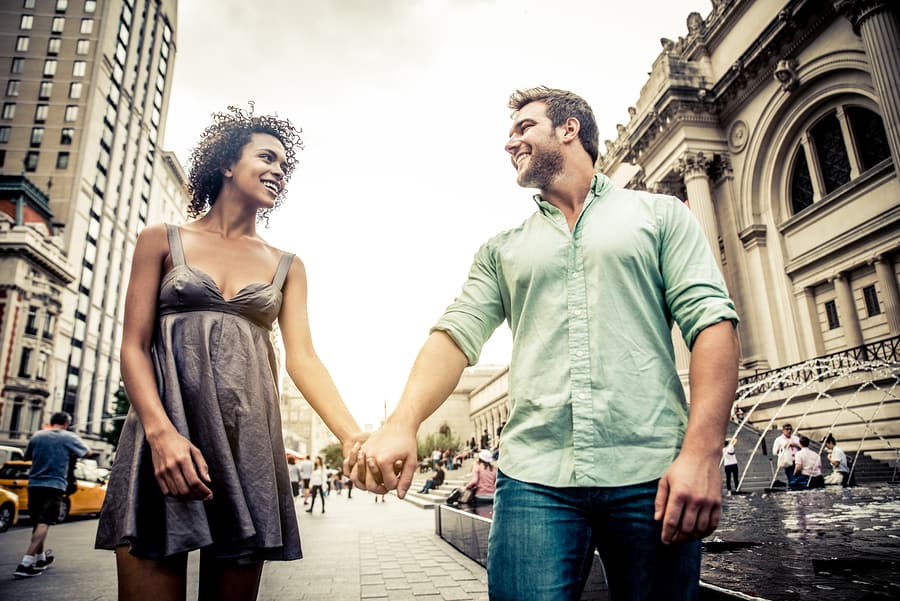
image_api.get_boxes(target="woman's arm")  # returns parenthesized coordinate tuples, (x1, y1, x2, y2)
(120, 225, 212, 500)
(278, 257, 367, 463)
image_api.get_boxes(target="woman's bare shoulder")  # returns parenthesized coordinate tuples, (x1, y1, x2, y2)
(135, 223, 171, 254)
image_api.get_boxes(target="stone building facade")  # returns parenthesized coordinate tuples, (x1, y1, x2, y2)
(1, 0, 185, 448)
(0, 175, 73, 444)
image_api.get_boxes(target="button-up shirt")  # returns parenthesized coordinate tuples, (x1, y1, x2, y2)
(432, 174, 738, 487)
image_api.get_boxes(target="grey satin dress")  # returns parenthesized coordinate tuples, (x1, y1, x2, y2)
(95, 224, 302, 562)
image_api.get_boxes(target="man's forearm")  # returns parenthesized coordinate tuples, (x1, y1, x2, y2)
(387, 330, 469, 431)
(681, 320, 739, 455)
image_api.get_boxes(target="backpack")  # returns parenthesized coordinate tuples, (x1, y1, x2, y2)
(445, 487, 462, 505)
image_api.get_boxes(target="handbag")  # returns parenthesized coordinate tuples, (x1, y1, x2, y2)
(445, 487, 462, 505)
(459, 488, 475, 505)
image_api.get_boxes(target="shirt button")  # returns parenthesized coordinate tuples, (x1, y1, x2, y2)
(576, 350, 584, 357)
(573, 309, 582, 317)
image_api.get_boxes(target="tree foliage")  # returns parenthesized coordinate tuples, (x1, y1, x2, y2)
(416, 422, 461, 461)
(100, 383, 130, 450)
(319, 441, 344, 470)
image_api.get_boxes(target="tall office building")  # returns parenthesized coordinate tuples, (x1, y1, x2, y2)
(0, 0, 182, 445)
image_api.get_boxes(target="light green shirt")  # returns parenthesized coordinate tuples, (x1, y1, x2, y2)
(432, 174, 738, 487)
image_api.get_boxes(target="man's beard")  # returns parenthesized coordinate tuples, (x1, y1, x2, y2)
(518, 143, 564, 189)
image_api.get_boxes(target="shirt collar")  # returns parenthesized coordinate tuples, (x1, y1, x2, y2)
(532, 172, 612, 214)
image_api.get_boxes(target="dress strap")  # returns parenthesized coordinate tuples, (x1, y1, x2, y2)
(165, 224, 186, 266)
(272, 253, 294, 290)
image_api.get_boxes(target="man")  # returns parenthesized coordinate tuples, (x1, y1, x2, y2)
(722, 438, 739, 494)
(792, 436, 825, 489)
(14, 412, 93, 578)
(772, 423, 801, 486)
(350, 87, 739, 600)
(298, 455, 313, 505)
(824, 434, 853, 487)
(418, 461, 445, 494)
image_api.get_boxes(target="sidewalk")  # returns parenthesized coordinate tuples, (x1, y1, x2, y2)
(0, 489, 489, 601)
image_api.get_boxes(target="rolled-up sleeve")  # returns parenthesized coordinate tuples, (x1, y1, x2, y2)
(657, 196, 739, 349)
(431, 242, 507, 365)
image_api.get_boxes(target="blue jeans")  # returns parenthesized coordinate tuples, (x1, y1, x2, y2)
(487, 471, 700, 601)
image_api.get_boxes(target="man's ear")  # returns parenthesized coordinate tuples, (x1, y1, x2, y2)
(560, 116, 581, 143)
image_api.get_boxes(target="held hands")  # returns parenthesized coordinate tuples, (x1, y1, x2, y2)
(345, 420, 417, 498)
(146, 427, 213, 501)
(654, 450, 722, 545)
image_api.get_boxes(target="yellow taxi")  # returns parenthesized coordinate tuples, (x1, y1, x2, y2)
(0, 460, 107, 522)
(0, 486, 19, 531)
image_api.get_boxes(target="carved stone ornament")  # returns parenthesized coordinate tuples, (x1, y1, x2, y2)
(687, 12, 705, 36)
(727, 120, 749, 153)
(774, 58, 799, 92)
(675, 151, 712, 179)
(834, 0, 892, 35)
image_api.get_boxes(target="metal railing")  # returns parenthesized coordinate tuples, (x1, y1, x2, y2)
(737, 335, 900, 395)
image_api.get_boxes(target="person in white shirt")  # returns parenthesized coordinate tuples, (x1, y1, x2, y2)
(772, 423, 801, 487)
(299, 455, 313, 505)
(722, 439, 739, 493)
(305, 456, 327, 514)
(824, 434, 854, 487)
(792, 436, 824, 489)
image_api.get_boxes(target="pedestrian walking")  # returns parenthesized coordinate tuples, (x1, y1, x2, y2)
(13, 412, 94, 579)
(723, 439, 739, 494)
(94, 106, 366, 601)
(306, 457, 327, 514)
(353, 86, 739, 600)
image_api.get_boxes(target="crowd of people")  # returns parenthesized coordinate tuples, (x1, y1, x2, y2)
(722, 422, 857, 492)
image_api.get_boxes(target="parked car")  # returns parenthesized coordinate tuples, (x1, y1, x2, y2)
(0, 445, 24, 466)
(0, 486, 19, 532)
(0, 460, 107, 522)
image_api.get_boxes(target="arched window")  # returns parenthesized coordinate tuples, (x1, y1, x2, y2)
(790, 147, 814, 214)
(846, 106, 890, 171)
(810, 113, 851, 193)
(788, 103, 891, 215)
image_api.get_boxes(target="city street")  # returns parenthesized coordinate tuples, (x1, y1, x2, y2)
(0, 491, 489, 601)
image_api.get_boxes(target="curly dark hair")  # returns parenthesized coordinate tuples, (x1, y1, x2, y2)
(186, 103, 303, 225)
(508, 86, 599, 165)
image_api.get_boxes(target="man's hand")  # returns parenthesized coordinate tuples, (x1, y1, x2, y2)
(350, 420, 418, 498)
(654, 450, 722, 545)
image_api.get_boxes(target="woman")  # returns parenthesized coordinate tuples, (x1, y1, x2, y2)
(95, 106, 365, 601)
(306, 457, 326, 514)
(465, 449, 496, 504)
(288, 456, 302, 498)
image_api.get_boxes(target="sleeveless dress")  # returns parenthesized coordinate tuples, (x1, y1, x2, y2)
(95, 225, 302, 562)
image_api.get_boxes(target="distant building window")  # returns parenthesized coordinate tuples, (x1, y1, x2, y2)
(76, 39, 90, 55)
(862, 285, 881, 317)
(56, 0, 69, 11)
(48, 37, 62, 54)
(80, 18, 94, 34)
(24, 1, 36, 9)
(18, 347, 32, 377)
(42, 313, 54, 339)
(64, 105, 78, 122)
(39, 81, 53, 99)
(16, 36, 30, 52)
(846, 106, 891, 171)
(25, 151, 39, 171)
(51, 17, 65, 33)
(35, 352, 49, 381)
(73, 60, 86, 77)
(20, 15, 34, 30)
(825, 300, 840, 330)
(25, 306, 39, 335)
(788, 104, 892, 216)
(2, 103, 15, 119)
(0, 149, 5, 167)
(30, 127, 44, 146)
(811, 114, 851, 194)
(69, 82, 82, 98)
(11, 58, 24, 74)
(85, 1, 96, 13)
(60, 127, 74, 144)
(56, 151, 69, 169)
(34, 104, 49, 121)
(44, 59, 58, 76)
(0, 126, 10, 142)
(5, 80, 20, 96)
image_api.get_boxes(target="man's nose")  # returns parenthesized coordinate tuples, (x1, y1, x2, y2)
(505, 136, 520, 155)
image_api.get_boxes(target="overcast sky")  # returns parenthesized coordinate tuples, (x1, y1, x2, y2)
(163, 0, 711, 428)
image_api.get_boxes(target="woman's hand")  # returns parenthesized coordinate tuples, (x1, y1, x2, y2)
(146, 427, 213, 501)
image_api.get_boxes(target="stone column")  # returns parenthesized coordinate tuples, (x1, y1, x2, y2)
(676, 151, 722, 264)
(832, 272, 864, 348)
(836, 1, 900, 168)
(873, 255, 900, 335)
(797, 287, 826, 357)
